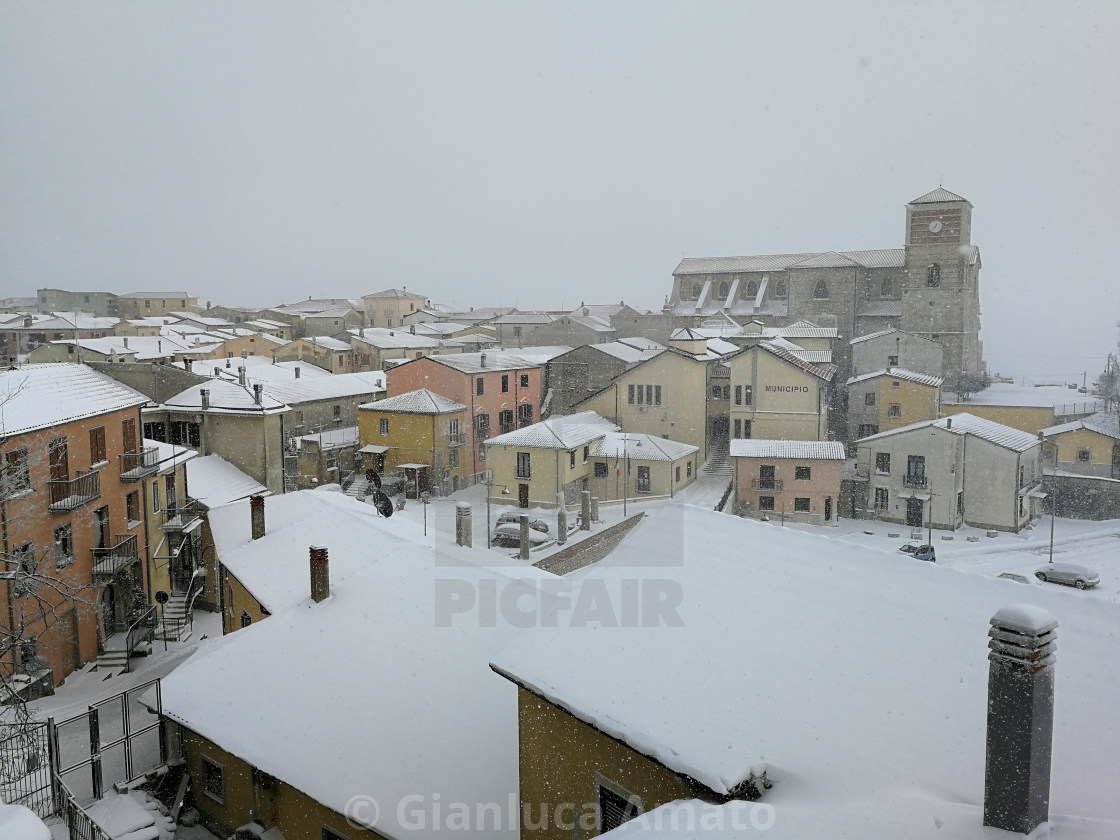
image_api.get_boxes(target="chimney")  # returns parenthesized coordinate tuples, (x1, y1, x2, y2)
(200, 388, 210, 411)
(409, 325, 415, 334)
(241, 349, 248, 359)
(253, 383, 262, 404)
(480, 353, 487, 368)
(310, 545, 330, 602)
(250, 494, 265, 539)
(984, 605, 1057, 834)
(238, 366, 247, 387)
(946, 417, 952, 430)
(226, 357, 232, 368)
(294, 365, 301, 379)
(184, 357, 193, 372)
(123, 336, 129, 349)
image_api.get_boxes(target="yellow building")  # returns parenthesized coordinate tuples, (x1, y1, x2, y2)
(271, 336, 354, 373)
(939, 382, 1102, 436)
(118, 291, 199, 318)
(484, 411, 699, 509)
(726, 341, 836, 441)
(846, 367, 942, 441)
(357, 388, 467, 495)
(1039, 411, 1120, 478)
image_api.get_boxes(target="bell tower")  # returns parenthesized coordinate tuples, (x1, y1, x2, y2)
(900, 188, 983, 379)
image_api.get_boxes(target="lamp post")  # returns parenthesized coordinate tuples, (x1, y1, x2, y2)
(1045, 440, 1057, 564)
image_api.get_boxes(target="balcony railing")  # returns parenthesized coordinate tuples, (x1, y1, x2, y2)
(447, 431, 465, 447)
(120, 446, 160, 481)
(91, 533, 139, 577)
(903, 474, 928, 489)
(751, 478, 784, 492)
(161, 499, 203, 533)
(48, 470, 101, 513)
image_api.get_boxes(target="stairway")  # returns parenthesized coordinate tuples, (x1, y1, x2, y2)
(92, 632, 130, 676)
(156, 593, 192, 642)
(703, 438, 733, 477)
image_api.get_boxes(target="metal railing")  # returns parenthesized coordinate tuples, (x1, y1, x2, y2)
(48, 470, 100, 512)
(91, 533, 138, 577)
(751, 478, 784, 491)
(903, 474, 928, 489)
(53, 774, 113, 840)
(119, 446, 160, 481)
(123, 605, 157, 673)
(447, 431, 465, 446)
(160, 499, 203, 532)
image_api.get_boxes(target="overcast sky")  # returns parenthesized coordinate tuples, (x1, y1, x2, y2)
(1, 1, 1117, 380)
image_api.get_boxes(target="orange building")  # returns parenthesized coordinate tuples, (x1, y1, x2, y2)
(731, 439, 846, 525)
(1, 364, 150, 687)
(386, 352, 545, 476)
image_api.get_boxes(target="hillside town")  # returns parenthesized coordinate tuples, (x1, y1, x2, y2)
(1, 187, 1119, 840)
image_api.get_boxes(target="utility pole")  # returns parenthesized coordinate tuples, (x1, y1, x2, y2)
(927, 478, 934, 546)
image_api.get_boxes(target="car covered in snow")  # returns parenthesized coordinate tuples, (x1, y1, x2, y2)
(898, 542, 936, 562)
(1034, 563, 1099, 590)
(996, 572, 1041, 586)
(492, 522, 551, 548)
(496, 510, 550, 533)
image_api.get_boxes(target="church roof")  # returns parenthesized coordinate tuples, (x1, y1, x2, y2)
(910, 187, 969, 205)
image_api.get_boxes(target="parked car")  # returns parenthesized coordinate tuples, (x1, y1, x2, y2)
(898, 542, 936, 562)
(496, 510, 550, 534)
(1034, 564, 1099, 590)
(996, 572, 1041, 586)
(492, 523, 551, 548)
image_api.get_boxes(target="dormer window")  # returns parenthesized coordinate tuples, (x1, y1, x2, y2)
(814, 280, 829, 299)
(927, 264, 941, 287)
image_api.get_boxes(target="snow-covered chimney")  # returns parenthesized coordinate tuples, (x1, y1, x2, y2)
(310, 545, 330, 602)
(123, 336, 129, 349)
(184, 357, 193, 372)
(241, 349, 248, 359)
(200, 388, 210, 411)
(946, 417, 952, 430)
(480, 353, 487, 368)
(238, 366, 247, 387)
(253, 383, 262, 404)
(294, 365, 301, 379)
(250, 495, 265, 540)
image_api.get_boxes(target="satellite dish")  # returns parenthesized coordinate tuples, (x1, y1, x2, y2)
(371, 489, 394, 517)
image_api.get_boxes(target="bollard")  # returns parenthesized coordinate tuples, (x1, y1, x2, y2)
(590, 496, 599, 522)
(455, 502, 472, 548)
(556, 493, 568, 545)
(519, 514, 531, 560)
(581, 490, 591, 531)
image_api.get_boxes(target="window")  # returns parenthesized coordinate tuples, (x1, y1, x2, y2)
(478, 443, 486, 461)
(126, 490, 141, 525)
(888, 403, 902, 418)
(722, 385, 730, 400)
(774, 279, 787, 298)
(501, 374, 509, 393)
(517, 404, 533, 426)
(734, 385, 742, 405)
(54, 524, 74, 570)
(89, 426, 107, 465)
(927, 263, 941, 287)
(864, 392, 876, 406)
(332, 405, 341, 421)
(476, 377, 484, 396)
(743, 385, 752, 406)
(499, 409, 514, 432)
(520, 374, 529, 388)
(654, 385, 662, 406)
(628, 384, 636, 404)
(474, 413, 490, 438)
(594, 461, 608, 478)
(794, 497, 811, 512)
(795, 466, 811, 481)
(746, 279, 759, 297)
(569, 450, 576, 469)
(152, 481, 161, 512)
(598, 780, 642, 833)
(890, 380, 900, 388)
(144, 300, 151, 309)
(718, 280, 729, 298)
(687, 460, 692, 477)
(380, 418, 389, 436)
(675, 466, 681, 482)
(1077, 449, 1091, 462)
(814, 280, 829, 299)
(881, 277, 894, 296)
(887, 355, 899, 367)
(201, 757, 224, 802)
(516, 452, 531, 479)
(874, 487, 889, 510)
(5, 447, 30, 495)
(636, 465, 651, 492)
(875, 452, 891, 474)
(448, 447, 459, 468)
(758, 496, 775, 511)
(858, 424, 879, 437)
(583, 446, 589, 463)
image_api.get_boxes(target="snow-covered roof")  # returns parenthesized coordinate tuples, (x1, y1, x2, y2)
(485, 411, 618, 450)
(164, 379, 289, 416)
(0, 801, 51, 840)
(160, 490, 551, 840)
(849, 327, 897, 345)
(47, 335, 195, 360)
(490, 503, 1120, 827)
(300, 336, 351, 351)
(406, 321, 471, 337)
(362, 287, 428, 299)
(505, 346, 573, 364)
(674, 249, 905, 276)
(119, 290, 193, 298)
(591, 432, 698, 462)
(729, 439, 847, 460)
(0, 364, 148, 436)
(583, 340, 666, 364)
(348, 327, 441, 349)
(943, 382, 1104, 410)
(755, 341, 836, 382)
(360, 388, 465, 415)
(146, 438, 199, 473)
(256, 371, 385, 405)
(856, 300, 904, 318)
(16, 312, 119, 331)
(910, 186, 969, 204)
(491, 312, 559, 325)
(292, 425, 359, 449)
(846, 368, 944, 388)
(1041, 411, 1120, 441)
(762, 321, 839, 340)
(185, 454, 270, 507)
(421, 351, 545, 374)
(857, 412, 1040, 452)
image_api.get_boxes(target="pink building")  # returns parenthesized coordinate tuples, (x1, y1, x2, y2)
(731, 440, 846, 525)
(385, 352, 544, 476)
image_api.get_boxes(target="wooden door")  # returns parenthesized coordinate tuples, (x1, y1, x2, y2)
(49, 438, 69, 481)
(122, 416, 137, 453)
(906, 497, 924, 527)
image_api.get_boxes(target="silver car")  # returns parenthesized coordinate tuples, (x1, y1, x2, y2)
(1034, 563, 1099, 590)
(996, 572, 1041, 586)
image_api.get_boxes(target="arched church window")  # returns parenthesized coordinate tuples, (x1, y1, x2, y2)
(774, 279, 787, 298)
(718, 281, 730, 299)
(746, 279, 759, 298)
(881, 277, 894, 296)
(693, 281, 705, 299)
(927, 264, 941, 287)
(814, 280, 830, 299)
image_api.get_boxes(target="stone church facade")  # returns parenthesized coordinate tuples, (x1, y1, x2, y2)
(665, 188, 984, 382)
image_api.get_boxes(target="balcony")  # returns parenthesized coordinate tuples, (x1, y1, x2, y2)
(48, 470, 101, 513)
(447, 431, 465, 447)
(903, 474, 928, 489)
(751, 478, 784, 492)
(161, 499, 203, 533)
(91, 533, 139, 578)
(120, 446, 160, 481)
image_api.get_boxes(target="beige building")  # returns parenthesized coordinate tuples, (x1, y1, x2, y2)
(271, 336, 353, 373)
(731, 439, 845, 524)
(118, 292, 198, 318)
(726, 341, 836, 442)
(846, 367, 942, 441)
(1039, 411, 1120, 479)
(849, 328, 945, 379)
(855, 412, 1043, 532)
(361, 288, 431, 328)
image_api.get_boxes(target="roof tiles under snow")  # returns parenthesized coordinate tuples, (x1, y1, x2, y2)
(485, 411, 617, 450)
(0, 364, 149, 436)
(856, 412, 1040, 452)
(730, 439, 847, 460)
(360, 388, 465, 415)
